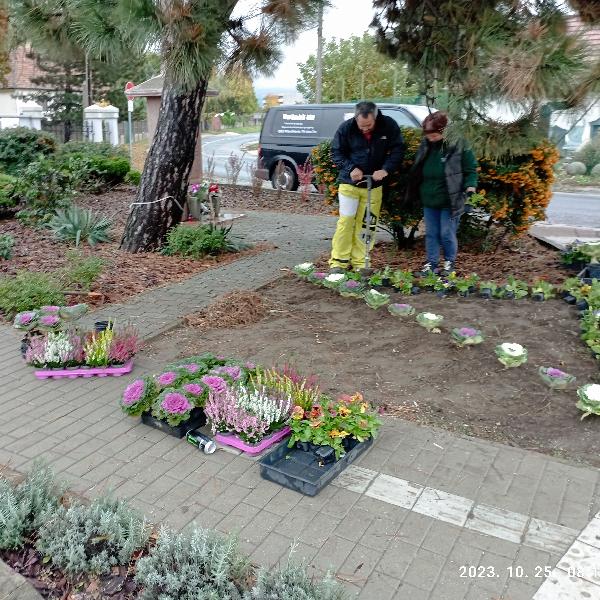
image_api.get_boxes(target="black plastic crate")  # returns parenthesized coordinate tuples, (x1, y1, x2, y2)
(259, 437, 373, 496)
(141, 407, 207, 438)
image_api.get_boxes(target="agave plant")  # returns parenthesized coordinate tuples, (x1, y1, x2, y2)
(47, 206, 112, 247)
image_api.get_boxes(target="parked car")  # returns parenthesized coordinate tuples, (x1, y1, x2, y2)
(256, 103, 432, 191)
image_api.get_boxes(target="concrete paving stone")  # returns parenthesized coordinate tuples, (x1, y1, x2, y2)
(513, 546, 560, 582)
(212, 482, 252, 514)
(502, 578, 543, 600)
(298, 510, 342, 548)
(155, 479, 201, 510)
(264, 486, 303, 517)
(92, 419, 139, 442)
(473, 551, 515, 592)
(391, 582, 430, 600)
(239, 509, 283, 546)
(557, 540, 600, 586)
(398, 546, 447, 593)
(332, 465, 377, 494)
(143, 434, 183, 458)
(189, 506, 228, 531)
(578, 514, 600, 550)
(35, 415, 80, 436)
(84, 457, 127, 484)
(333, 507, 376, 543)
(396, 511, 436, 548)
(464, 583, 503, 600)
(563, 477, 597, 508)
(45, 453, 77, 474)
(137, 474, 182, 505)
(532, 566, 600, 599)
(529, 488, 566, 525)
(425, 464, 464, 492)
(86, 474, 127, 498)
(216, 455, 256, 484)
(312, 534, 356, 574)
(132, 457, 178, 485)
(466, 503, 529, 544)
(185, 475, 230, 506)
(113, 478, 146, 500)
(354, 447, 393, 471)
(421, 520, 462, 557)
(0, 558, 44, 600)
(127, 496, 168, 524)
(237, 478, 281, 509)
(272, 504, 317, 539)
(375, 538, 418, 580)
(231, 463, 263, 489)
(357, 570, 400, 599)
(97, 433, 151, 458)
(524, 518, 579, 555)
(250, 531, 296, 570)
(212, 502, 261, 537)
(163, 502, 205, 532)
(169, 455, 212, 482)
(293, 482, 338, 512)
(457, 529, 520, 560)
(80, 404, 121, 424)
(366, 473, 423, 509)
(64, 450, 108, 478)
(339, 544, 385, 587)
(557, 500, 596, 531)
(429, 574, 472, 600)
(320, 487, 361, 519)
(413, 486, 473, 527)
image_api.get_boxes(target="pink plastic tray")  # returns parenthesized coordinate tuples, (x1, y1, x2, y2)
(215, 426, 291, 456)
(34, 360, 134, 380)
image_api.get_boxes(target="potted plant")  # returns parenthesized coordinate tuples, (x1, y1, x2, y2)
(416, 312, 444, 333)
(531, 279, 555, 302)
(559, 276, 583, 305)
(433, 277, 452, 298)
(453, 273, 479, 297)
(418, 271, 442, 292)
(577, 242, 600, 278)
(495, 342, 528, 368)
(478, 280, 498, 299)
(538, 367, 575, 390)
(390, 269, 414, 295)
(502, 276, 529, 300)
(451, 327, 484, 347)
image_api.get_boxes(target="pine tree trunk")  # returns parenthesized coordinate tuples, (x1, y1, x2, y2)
(120, 77, 207, 252)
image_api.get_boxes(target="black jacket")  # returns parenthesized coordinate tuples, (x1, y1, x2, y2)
(331, 112, 405, 188)
(406, 138, 477, 218)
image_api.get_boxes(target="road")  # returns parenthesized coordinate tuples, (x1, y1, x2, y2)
(202, 133, 600, 226)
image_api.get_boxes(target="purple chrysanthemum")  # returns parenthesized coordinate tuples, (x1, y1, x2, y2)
(181, 363, 200, 373)
(546, 367, 566, 378)
(458, 327, 478, 337)
(183, 383, 204, 396)
(41, 306, 60, 313)
(122, 380, 145, 405)
(161, 392, 191, 414)
(201, 375, 228, 394)
(157, 371, 178, 386)
(39, 315, 59, 326)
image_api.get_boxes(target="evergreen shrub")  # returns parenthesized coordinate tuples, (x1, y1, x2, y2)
(573, 136, 600, 174)
(0, 173, 17, 208)
(0, 233, 14, 259)
(0, 127, 57, 175)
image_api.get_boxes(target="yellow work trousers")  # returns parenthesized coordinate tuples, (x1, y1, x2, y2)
(329, 183, 382, 270)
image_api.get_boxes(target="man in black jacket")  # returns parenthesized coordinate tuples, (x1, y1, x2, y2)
(329, 101, 405, 272)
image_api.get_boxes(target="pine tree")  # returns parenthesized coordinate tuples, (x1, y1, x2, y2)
(0, 0, 9, 86)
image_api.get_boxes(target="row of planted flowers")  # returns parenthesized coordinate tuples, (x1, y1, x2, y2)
(14, 304, 141, 376)
(294, 263, 600, 420)
(119, 352, 381, 460)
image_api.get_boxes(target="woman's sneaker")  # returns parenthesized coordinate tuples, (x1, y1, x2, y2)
(441, 260, 455, 275)
(417, 262, 435, 277)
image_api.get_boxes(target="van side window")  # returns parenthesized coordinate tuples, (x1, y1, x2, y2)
(386, 110, 418, 127)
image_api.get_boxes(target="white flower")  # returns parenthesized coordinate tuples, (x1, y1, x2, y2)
(297, 262, 313, 270)
(499, 343, 524, 357)
(422, 312, 440, 321)
(325, 273, 345, 283)
(583, 384, 600, 402)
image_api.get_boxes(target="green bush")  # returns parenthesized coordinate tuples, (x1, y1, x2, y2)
(36, 495, 150, 577)
(162, 224, 250, 258)
(0, 233, 14, 259)
(573, 137, 600, 174)
(0, 462, 63, 550)
(0, 173, 17, 208)
(125, 169, 142, 185)
(61, 249, 105, 290)
(13, 156, 77, 216)
(0, 271, 65, 318)
(47, 205, 112, 246)
(135, 526, 251, 600)
(0, 127, 57, 175)
(56, 141, 128, 159)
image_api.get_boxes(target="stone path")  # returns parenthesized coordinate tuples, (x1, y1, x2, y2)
(2, 210, 600, 600)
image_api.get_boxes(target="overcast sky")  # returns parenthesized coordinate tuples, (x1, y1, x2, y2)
(247, 0, 377, 93)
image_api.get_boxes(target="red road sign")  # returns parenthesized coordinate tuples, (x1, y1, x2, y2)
(125, 81, 135, 101)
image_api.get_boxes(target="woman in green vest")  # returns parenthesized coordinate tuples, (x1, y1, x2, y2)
(407, 112, 478, 275)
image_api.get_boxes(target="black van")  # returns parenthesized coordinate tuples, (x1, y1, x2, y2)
(256, 103, 431, 190)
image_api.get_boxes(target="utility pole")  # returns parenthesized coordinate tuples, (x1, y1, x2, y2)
(315, 0, 323, 103)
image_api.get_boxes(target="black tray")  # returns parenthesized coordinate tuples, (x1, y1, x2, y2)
(259, 437, 373, 496)
(141, 407, 207, 438)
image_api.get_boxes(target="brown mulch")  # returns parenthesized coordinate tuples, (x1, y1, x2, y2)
(184, 290, 277, 330)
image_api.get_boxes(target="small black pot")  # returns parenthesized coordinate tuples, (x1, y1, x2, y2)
(94, 320, 113, 333)
(582, 277, 593, 285)
(532, 292, 545, 302)
(20, 336, 30, 359)
(480, 288, 492, 299)
(587, 264, 600, 279)
(296, 441, 319, 453)
(504, 290, 515, 300)
(458, 290, 470, 298)
(436, 290, 447, 298)
(313, 445, 336, 464)
(576, 299, 589, 311)
(411, 286, 421, 295)
(381, 278, 393, 288)
(563, 294, 577, 305)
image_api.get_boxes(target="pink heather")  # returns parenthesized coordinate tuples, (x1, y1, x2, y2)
(546, 368, 566, 378)
(123, 380, 144, 405)
(40, 315, 59, 326)
(458, 327, 478, 337)
(41, 306, 60, 313)
(201, 375, 228, 394)
(161, 392, 191, 414)
(183, 383, 204, 396)
(157, 371, 177, 386)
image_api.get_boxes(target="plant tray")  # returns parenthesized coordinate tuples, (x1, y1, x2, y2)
(141, 407, 207, 438)
(259, 437, 373, 496)
(215, 426, 291, 456)
(34, 360, 134, 380)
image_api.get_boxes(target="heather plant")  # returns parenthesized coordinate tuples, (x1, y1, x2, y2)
(0, 461, 64, 550)
(0, 271, 65, 318)
(24, 331, 82, 368)
(249, 555, 348, 600)
(108, 324, 142, 364)
(83, 328, 114, 366)
(251, 367, 320, 411)
(36, 494, 150, 577)
(135, 525, 250, 600)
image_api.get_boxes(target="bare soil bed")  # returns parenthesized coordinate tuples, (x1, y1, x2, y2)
(145, 276, 600, 468)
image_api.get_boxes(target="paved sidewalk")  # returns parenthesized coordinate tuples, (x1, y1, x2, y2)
(2, 211, 600, 600)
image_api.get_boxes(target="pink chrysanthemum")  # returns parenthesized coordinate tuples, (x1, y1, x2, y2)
(122, 380, 145, 406)
(161, 392, 191, 414)
(183, 383, 204, 396)
(201, 375, 228, 394)
(157, 371, 177, 386)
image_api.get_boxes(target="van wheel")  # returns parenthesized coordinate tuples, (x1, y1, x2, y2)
(271, 163, 299, 191)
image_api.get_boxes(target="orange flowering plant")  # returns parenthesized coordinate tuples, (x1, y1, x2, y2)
(287, 392, 381, 459)
(310, 127, 559, 243)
